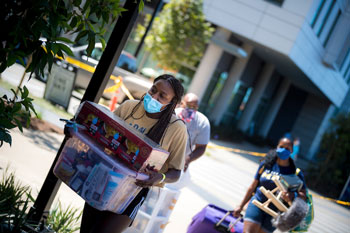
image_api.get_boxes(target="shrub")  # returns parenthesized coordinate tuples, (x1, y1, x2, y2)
(0, 167, 82, 232)
(307, 112, 350, 199)
(0, 167, 34, 233)
(46, 201, 82, 233)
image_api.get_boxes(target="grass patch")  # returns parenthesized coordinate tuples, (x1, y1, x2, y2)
(0, 79, 73, 119)
(32, 97, 73, 119)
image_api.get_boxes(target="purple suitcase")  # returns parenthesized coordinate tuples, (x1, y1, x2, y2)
(187, 204, 244, 233)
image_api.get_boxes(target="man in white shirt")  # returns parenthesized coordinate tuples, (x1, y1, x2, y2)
(175, 93, 211, 172)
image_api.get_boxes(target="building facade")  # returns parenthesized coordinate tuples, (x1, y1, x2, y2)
(188, 0, 350, 160)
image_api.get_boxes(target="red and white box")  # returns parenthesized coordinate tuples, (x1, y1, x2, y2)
(74, 101, 169, 172)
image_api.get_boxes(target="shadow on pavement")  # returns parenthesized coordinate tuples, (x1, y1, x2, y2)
(23, 130, 64, 152)
(187, 180, 232, 210)
(209, 139, 271, 165)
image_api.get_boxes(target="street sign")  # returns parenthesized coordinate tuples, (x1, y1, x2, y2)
(44, 62, 76, 109)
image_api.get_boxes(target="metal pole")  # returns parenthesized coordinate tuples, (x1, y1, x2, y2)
(134, 0, 163, 58)
(339, 174, 350, 201)
(29, 0, 141, 223)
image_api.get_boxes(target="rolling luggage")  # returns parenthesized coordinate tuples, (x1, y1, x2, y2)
(187, 204, 243, 233)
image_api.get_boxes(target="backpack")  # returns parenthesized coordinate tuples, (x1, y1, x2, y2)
(290, 168, 314, 232)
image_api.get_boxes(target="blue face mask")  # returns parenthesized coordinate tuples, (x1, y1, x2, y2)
(276, 147, 291, 160)
(143, 93, 167, 113)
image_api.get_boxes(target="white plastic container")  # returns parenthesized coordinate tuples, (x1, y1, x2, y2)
(54, 129, 148, 213)
(128, 187, 180, 233)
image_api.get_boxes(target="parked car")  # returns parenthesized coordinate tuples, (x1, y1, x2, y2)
(36, 42, 152, 102)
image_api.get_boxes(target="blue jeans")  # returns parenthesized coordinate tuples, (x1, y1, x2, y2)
(244, 197, 276, 233)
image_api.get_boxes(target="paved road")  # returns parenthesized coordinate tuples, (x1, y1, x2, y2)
(162, 142, 350, 233)
(1, 64, 349, 232)
(1, 129, 349, 233)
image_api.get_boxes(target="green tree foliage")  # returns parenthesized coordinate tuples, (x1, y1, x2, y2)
(139, 0, 214, 71)
(307, 112, 350, 198)
(0, 0, 129, 148)
(0, 86, 37, 147)
(0, 0, 126, 77)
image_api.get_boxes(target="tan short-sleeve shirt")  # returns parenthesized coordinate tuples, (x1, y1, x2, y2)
(114, 100, 187, 172)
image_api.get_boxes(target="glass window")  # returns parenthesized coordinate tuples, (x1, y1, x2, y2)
(340, 48, 350, 74)
(220, 81, 251, 126)
(198, 52, 235, 114)
(311, 0, 326, 28)
(91, 48, 103, 60)
(249, 96, 269, 136)
(116, 52, 137, 73)
(206, 72, 228, 111)
(344, 63, 350, 82)
(317, 0, 336, 37)
(323, 10, 341, 47)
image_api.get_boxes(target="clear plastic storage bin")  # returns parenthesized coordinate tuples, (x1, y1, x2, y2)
(54, 129, 148, 213)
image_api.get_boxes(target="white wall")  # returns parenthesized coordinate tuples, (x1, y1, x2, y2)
(204, 0, 349, 107)
(203, 0, 313, 55)
(290, 21, 349, 107)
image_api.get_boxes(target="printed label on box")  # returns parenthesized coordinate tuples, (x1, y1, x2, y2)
(75, 101, 169, 172)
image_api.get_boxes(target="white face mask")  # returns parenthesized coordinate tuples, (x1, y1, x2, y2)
(143, 93, 167, 113)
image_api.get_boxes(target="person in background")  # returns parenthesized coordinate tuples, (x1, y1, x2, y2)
(233, 137, 307, 233)
(79, 74, 188, 233)
(176, 93, 210, 172)
(290, 137, 300, 161)
(284, 132, 292, 140)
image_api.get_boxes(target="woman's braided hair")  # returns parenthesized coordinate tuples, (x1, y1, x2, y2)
(125, 74, 184, 144)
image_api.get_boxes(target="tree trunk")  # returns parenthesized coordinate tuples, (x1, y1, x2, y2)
(16, 55, 32, 96)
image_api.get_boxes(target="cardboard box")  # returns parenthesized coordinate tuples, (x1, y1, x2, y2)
(74, 101, 169, 172)
(53, 130, 148, 213)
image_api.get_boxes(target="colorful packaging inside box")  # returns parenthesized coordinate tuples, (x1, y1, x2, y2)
(53, 129, 148, 213)
(74, 101, 169, 172)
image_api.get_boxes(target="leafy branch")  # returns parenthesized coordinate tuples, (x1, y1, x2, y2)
(0, 86, 37, 147)
(0, 0, 126, 78)
(138, 0, 214, 71)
